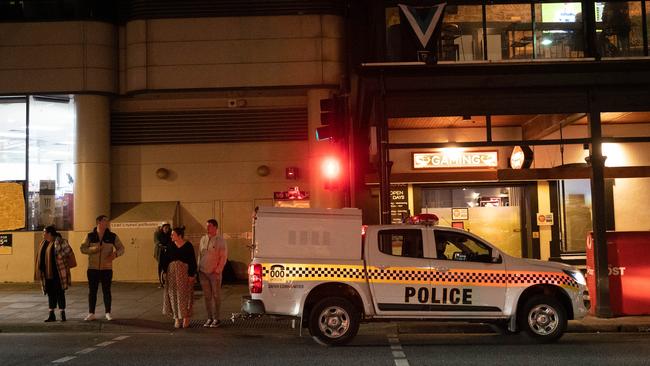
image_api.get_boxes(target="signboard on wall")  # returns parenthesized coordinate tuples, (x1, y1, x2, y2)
(537, 213, 555, 226)
(0, 233, 12, 255)
(0, 182, 25, 231)
(412, 151, 498, 169)
(390, 184, 409, 224)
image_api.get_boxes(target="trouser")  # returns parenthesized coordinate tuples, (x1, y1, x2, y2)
(87, 269, 113, 313)
(45, 278, 66, 310)
(199, 272, 222, 319)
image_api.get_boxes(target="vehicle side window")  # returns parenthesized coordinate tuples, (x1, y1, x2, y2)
(433, 230, 494, 263)
(378, 230, 423, 258)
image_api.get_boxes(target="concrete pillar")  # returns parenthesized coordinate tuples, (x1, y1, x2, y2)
(74, 95, 111, 231)
(308, 89, 344, 209)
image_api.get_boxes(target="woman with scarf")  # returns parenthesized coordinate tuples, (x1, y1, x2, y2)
(35, 225, 74, 322)
(161, 226, 197, 328)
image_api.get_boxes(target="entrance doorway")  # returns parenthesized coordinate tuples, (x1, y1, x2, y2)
(418, 184, 532, 258)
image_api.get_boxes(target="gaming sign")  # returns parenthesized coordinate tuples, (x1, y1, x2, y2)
(412, 151, 498, 169)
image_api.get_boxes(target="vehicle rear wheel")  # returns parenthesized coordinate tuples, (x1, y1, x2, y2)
(518, 295, 567, 343)
(308, 297, 360, 346)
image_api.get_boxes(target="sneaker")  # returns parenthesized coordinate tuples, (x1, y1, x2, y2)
(105, 313, 113, 321)
(203, 319, 213, 327)
(84, 313, 96, 321)
(210, 319, 221, 328)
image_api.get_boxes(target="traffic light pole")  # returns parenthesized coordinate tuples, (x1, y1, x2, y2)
(378, 73, 392, 225)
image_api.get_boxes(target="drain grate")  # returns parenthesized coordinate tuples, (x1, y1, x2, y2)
(186, 316, 295, 329)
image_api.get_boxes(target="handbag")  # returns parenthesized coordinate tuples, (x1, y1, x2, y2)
(67, 248, 78, 268)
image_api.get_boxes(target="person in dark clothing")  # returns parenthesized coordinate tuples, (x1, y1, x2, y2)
(154, 222, 172, 288)
(161, 226, 197, 329)
(35, 225, 74, 322)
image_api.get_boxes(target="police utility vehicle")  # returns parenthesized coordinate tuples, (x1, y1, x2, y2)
(242, 207, 589, 346)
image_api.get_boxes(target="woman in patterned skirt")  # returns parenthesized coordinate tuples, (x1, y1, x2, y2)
(161, 226, 197, 328)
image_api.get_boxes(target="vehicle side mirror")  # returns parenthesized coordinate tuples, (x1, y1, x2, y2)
(453, 252, 467, 261)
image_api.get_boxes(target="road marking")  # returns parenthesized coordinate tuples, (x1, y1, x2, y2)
(52, 356, 76, 363)
(52, 334, 128, 364)
(95, 341, 116, 347)
(388, 334, 410, 366)
(75, 348, 96, 354)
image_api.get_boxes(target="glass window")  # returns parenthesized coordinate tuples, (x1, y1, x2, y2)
(433, 230, 494, 263)
(486, 4, 533, 61)
(559, 179, 593, 252)
(422, 185, 522, 257)
(0, 97, 27, 181)
(378, 229, 423, 258)
(27, 96, 75, 230)
(441, 5, 484, 61)
(535, 2, 584, 58)
(598, 1, 644, 57)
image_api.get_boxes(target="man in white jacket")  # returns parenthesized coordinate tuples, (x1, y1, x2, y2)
(198, 218, 228, 327)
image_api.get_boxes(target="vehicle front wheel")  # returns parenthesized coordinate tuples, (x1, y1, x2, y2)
(518, 294, 567, 343)
(308, 297, 360, 346)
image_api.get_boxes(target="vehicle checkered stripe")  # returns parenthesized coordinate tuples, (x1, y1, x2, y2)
(261, 264, 578, 288)
(507, 272, 578, 288)
(262, 265, 366, 281)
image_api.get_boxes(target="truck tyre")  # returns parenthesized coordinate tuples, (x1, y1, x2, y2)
(308, 297, 360, 346)
(518, 295, 567, 343)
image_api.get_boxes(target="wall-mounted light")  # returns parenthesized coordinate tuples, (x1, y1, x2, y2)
(257, 165, 270, 177)
(156, 168, 169, 180)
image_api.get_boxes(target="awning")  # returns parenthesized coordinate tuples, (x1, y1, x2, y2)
(110, 201, 179, 229)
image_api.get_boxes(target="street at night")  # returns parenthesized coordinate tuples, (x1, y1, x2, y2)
(2, 329, 650, 366)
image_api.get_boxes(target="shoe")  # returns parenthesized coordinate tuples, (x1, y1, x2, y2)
(210, 319, 221, 328)
(182, 318, 190, 328)
(60, 310, 66, 322)
(44, 311, 56, 322)
(174, 319, 180, 329)
(84, 313, 96, 321)
(203, 319, 213, 327)
(105, 313, 113, 321)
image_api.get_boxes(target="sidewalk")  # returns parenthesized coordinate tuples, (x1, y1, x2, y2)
(1, 282, 650, 334)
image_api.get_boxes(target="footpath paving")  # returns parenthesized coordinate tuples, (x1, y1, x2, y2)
(1, 282, 650, 335)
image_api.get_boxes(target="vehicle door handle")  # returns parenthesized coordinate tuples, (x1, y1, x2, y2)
(434, 266, 449, 273)
(377, 265, 389, 271)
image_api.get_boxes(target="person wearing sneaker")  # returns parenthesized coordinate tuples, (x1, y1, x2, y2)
(198, 219, 228, 328)
(80, 215, 125, 322)
(36, 225, 74, 322)
(161, 226, 198, 329)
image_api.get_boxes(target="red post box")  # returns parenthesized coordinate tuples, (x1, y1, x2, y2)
(586, 231, 650, 316)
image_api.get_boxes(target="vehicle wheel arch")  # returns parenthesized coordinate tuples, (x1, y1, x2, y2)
(515, 284, 574, 321)
(302, 282, 364, 327)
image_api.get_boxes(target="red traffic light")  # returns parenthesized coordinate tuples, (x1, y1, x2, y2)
(321, 157, 341, 180)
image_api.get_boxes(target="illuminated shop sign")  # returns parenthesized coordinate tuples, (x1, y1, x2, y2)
(412, 151, 498, 169)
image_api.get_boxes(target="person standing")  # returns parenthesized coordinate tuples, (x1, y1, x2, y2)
(198, 219, 228, 328)
(154, 222, 172, 287)
(161, 226, 197, 329)
(80, 215, 125, 321)
(35, 225, 74, 322)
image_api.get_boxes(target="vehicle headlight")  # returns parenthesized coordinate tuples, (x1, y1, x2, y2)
(563, 269, 586, 286)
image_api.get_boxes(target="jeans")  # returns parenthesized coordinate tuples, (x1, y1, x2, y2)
(87, 269, 113, 313)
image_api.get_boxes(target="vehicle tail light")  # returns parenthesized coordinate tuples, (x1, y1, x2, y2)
(248, 263, 263, 294)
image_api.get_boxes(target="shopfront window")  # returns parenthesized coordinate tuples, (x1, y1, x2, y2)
(0, 97, 26, 181)
(421, 185, 523, 257)
(559, 179, 593, 253)
(0, 95, 75, 231)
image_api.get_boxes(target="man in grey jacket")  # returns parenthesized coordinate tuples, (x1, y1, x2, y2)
(80, 215, 125, 321)
(198, 219, 228, 327)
